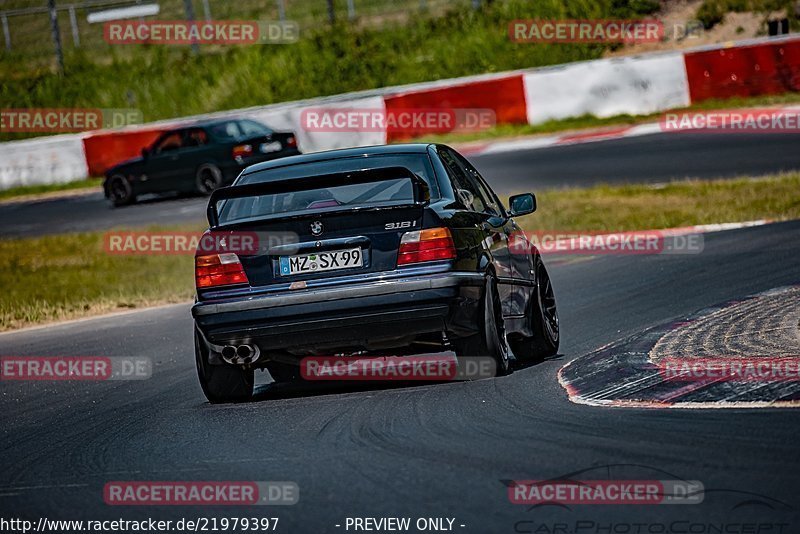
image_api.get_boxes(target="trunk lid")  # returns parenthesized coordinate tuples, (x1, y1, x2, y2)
(205, 167, 430, 287)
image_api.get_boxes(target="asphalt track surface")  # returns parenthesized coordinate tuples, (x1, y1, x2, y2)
(3, 132, 800, 238)
(2, 220, 799, 531)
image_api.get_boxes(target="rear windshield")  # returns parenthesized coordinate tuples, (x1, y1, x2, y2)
(238, 119, 272, 137)
(208, 121, 241, 141)
(218, 154, 438, 224)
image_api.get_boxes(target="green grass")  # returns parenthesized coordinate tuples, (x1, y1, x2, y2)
(0, 0, 656, 142)
(0, 178, 103, 202)
(0, 0, 475, 70)
(2, 173, 799, 331)
(517, 173, 800, 232)
(0, 224, 201, 331)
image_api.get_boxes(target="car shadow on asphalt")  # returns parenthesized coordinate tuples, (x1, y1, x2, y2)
(511, 352, 565, 372)
(246, 353, 566, 403)
(251, 377, 460, 402)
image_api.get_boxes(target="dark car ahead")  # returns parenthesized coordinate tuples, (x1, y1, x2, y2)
(103, 118, 299, 206)
(191, 143, 559, 402)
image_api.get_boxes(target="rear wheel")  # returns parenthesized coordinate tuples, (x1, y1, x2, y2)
(194, 330, 254, 403)
(195, 164, 223, 195)
(512, 262, 559, 361)
(454, 275, 511, 376)
(108, 175, 135, 207)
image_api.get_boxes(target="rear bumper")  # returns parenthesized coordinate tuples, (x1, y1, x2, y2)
(192, 270, 485, 354)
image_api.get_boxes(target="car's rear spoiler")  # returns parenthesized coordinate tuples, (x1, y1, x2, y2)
(207, 166, 431, 227)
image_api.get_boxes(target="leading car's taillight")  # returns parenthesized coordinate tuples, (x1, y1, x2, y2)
(397, 227, 456, 266)
(232, 144, 253, 161)
(195, 253, 249, 289)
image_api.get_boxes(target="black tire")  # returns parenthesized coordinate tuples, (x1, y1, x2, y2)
(194, 330, 254, 403)
(512, 261, 559, 361)
(107, 175, 135, 207)
(454, 275, 511, 376)
(195, 164, 223, 195)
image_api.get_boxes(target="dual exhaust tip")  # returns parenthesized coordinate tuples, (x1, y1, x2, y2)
(220, 344, 260, 365)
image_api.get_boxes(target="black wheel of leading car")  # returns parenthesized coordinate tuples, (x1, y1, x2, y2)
(108, 175, 135, 206)
(194, 330, 254, 403)
(513, 262, 559, 361)
(454, 275, 511, 376)
(195, 164, 223, 195)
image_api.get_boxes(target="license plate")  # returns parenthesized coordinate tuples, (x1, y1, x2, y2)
(279, 248, 362, 276)
(260, 141, 282, 153)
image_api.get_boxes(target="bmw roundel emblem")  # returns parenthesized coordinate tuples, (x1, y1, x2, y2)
(310, 221, 323, 236)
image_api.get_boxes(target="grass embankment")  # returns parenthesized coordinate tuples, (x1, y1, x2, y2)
(0, 178, 103, 203)
(2, 173, 799, 331)
(0, 224, 202, 331)
(515, 173, 800, 231)
(1, 0, 654, 141)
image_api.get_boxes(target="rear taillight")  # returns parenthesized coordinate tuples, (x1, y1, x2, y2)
(286, 136, 297, 148)
(232, 144, 253, 160)
(397, 227, 456, 266)
(195, 253, 249, 289)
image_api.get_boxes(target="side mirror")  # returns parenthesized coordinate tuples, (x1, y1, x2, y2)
(141, 148, 149, 159)
(508, 193, 536, 217)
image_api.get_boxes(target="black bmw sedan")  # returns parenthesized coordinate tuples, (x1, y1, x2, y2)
(191, 143, 559, 402)
(103, 118, 300, 206)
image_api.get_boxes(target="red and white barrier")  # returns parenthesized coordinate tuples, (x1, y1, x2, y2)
(684, 38, 800, 102)
(2, 35, 799, 190)
(522, 52, 690, 124)
(83, 127, 169, 178)
(0, 134, 88, 190)
(384, 75, 527, 141)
